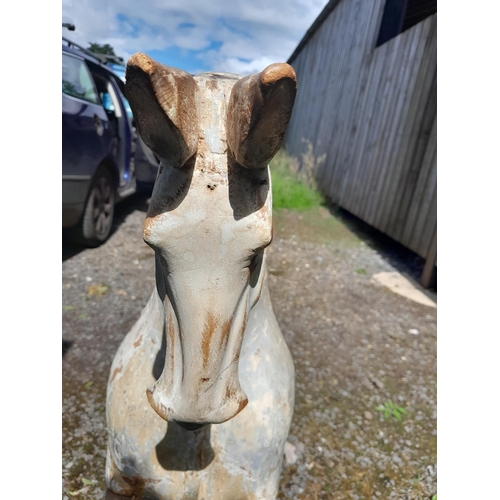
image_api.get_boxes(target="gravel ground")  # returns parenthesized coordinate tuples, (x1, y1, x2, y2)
(62, 193, 437, 500)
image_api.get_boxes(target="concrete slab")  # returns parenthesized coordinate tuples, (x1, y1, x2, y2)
(371, 271, 437, 308)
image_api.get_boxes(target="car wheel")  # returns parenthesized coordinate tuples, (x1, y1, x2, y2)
(75, 169, 115, 247)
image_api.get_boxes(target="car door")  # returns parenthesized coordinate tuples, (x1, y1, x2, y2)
(105, 75, 134, 194)
(119, 90, 160, 189)
(62, 52, 111, 180)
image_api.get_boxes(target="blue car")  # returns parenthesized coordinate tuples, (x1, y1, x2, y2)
(62, 38, 158, 246)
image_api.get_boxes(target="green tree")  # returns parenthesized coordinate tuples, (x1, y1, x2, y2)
(87, 42, 116, 56)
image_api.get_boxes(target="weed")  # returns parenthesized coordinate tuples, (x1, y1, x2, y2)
(270, 144, 325, 210)
(299, 139, 327, 187)
(412, 470, 422, 484)
(355, 268, 367, 274)
(376, 400, 408, 420)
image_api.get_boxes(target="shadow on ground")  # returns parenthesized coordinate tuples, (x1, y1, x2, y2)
(326, 204, 436, 292)
(62, 193, 151, 262)
(62, 339, 73, 357)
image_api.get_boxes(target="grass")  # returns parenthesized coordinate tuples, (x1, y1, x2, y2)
(272, 170, 324, 210)
(270, 144, 325, 211)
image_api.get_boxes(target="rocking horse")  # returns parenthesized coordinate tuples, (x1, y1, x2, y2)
(106, 53, 297, 500)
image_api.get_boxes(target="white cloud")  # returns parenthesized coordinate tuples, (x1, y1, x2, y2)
(62, 0, 328, 74)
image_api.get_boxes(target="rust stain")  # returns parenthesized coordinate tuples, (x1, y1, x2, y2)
(258, 202, 269, 216)
(167, 313, 175, 375)
(110, 365, 122, 383)
(128, 52, 154, 74)
(133, 334, 143, 348)
(126, 53, 199, 168)
(240, 312, 248, 341)
(146, 387, 155, 409)
(123, 475, 161, 498)
(251, 282, 263, 306)
(232, 313, 248, 364)
(219, 318, 232, 350)
(196, 137, 218, 173)
(260, 62, 297, 88)
(167, 314, 175, 347)
(143, 216, 155, 239)
(206, 78, 218, 91)
(123, 476, 145, 498)
(236, 397, 248, 415)
(201, 312, 218, 369)
(227, 63, 296, 170)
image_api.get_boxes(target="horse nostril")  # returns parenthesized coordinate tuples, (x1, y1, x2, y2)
(175, 421, 207, 431)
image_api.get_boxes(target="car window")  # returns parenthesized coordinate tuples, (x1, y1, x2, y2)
(91, 73, 115, 113)
(62, 53, 100, 105)
(120, 94, 134, 121)
(100, 92, 115, 112)
(108, 63, 126, 82)
(105, 72, 133, 121)
(112, 81, 134, 121)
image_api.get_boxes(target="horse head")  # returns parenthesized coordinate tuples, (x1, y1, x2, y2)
(125, 54, 296, 427)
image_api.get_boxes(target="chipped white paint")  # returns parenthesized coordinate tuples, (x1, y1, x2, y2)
(106, 55, 297, 499)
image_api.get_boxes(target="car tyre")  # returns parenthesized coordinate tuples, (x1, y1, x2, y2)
(73, 168, 115, 247)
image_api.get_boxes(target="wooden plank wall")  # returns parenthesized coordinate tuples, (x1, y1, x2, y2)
(284, 0, 437, 260)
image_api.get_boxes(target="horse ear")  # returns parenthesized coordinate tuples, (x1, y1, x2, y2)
(227, 63, 297, 170)
(125, 53, 198, 169)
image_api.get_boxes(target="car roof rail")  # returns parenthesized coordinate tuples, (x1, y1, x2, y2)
(95, 53, 125, 67)
(63, 36, 100, 61)
(62, 36, 125, 68)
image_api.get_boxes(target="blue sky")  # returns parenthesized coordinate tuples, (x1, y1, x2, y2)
(62, 0, 329, 75)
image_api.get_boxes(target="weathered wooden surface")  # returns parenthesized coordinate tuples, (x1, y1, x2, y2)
(284, 0, 437, 261)
(106, 55, 297, 499)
